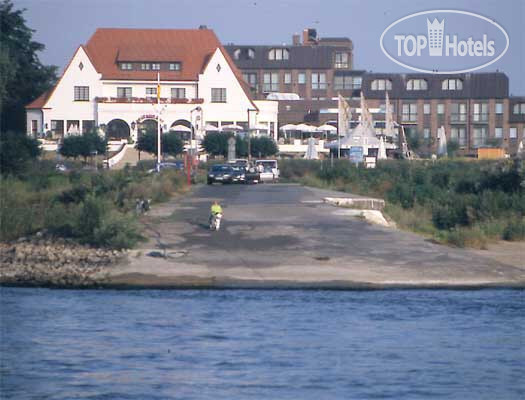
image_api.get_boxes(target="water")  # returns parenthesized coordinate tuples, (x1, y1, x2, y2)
(1, 288, 523, 399)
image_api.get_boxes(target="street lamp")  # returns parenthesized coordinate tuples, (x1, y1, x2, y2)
(188, 106, 202, 185)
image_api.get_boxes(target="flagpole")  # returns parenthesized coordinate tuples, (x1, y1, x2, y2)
(156, 72, 161, 172)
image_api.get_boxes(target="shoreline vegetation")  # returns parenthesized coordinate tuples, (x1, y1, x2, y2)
(279, 159, 525, 249)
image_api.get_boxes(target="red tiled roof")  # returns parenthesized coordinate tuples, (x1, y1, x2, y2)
(25, 90, 51, 109)
(86, 28, 223, 81)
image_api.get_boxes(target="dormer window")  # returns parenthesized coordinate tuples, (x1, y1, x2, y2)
(371, 79, 392, 91)
(120, 63, 132, 70)
(268, 48, 289, 61)
(334, 52, 349, 69)
(141, 63, 151, 70)
(169, 62, 181, 71)
(234, 48, 255, 60)
(151, 63, 160, 70)
(442, 78, 463, 90)
(406, 79, 428, 90)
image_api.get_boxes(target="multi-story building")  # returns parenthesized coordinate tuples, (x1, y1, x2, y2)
(25, 28, 278, 142)
(227, 29, 524, 155)
(224, 29, 355, 101)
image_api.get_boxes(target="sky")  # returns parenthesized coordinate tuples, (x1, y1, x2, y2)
(13, 0, 525, 95)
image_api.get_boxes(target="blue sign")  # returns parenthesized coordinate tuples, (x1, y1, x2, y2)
(349, 146, 364, 163)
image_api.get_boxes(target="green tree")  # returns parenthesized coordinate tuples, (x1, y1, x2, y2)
(0, 130, 41, 174)
(136, 132, 183, 157)
(60, 133, 107, 162)
(250, 136, 278, 158)
(202, 132, 232, 157)
(0, 0, 58, 132)
(447, 140, 460, 158)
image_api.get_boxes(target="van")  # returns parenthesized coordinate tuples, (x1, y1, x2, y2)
(255, 159, 279, 183)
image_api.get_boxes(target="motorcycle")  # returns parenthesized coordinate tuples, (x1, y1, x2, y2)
(209, 213, 223, 231)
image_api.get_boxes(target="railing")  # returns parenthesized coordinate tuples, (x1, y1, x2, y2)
(95, 97, 204, 104)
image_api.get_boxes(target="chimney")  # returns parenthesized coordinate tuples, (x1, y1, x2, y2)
(302, 28, 317, 45)
(198, 25, 208, 30)
(302, 29, 309, 45)
(292, 33, 300, 46)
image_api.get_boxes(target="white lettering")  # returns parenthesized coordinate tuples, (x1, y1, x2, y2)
(446, 35, 457, 56)
(416, 35, 427, 56)
(458, 40, 468, 56)
(487, 40, 495, 56)
(394, 35, 405, 56)
(404, 35, 417, 56)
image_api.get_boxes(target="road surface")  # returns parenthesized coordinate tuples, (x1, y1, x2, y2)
(104, 184, 525, 288)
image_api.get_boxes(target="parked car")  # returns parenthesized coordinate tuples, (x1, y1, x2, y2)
(147, 161, 185, 173)
(207, 164, 234, 184)
(255, 159, 279, 183)
(55, 163, 68, 172)
(231, 165, 246, 183)
(244, 164, 260, 184)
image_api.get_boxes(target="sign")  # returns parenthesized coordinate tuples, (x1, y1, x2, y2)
(349, 146, 364, 164)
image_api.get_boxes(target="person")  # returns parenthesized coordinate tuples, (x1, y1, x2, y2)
(209, 200, 223, 229)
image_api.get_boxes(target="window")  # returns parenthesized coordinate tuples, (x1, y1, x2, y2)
(284, 72, 292, 84)
(451, 127, 467, 147)
(437, 104, 445, 114)
(169, 62, 181, 71)
(473, 103, 488, 122)
(334, 76, 355, 90)
(211, 88, 226, 103)
(510, 127, 518, 138)
(423, 103, 431, 114)
(151, 63, 160, 70)
(311, 73, 326, 90)
(334, 52, 349, 68)
(141, 63, 151, 70)
(495, 127, 503, 138)
(513, 103, 525, 114)
(51, 120, 64, 136)
(31, 120, 38, 135)
(117, 87, 132, 98)
(402, 103, 417, 122)
(171, 88, 186, 99)
(120, 63, 132, 70)
(352, 76, 362, 89)
(242, 72, 257, 88)
(495, 103, 504, 114)
(423, 128, 431, 139)
(473, 126, 487, 147)
(74, 86, 89, 101)
(268, 48, 289, 60)
(146, 87, 157, 98)
(233, 48, 255, 60)
(263, 73, 279, 92)
(450, 103, 467, 122)
(298, 72, 306, 85)
(66, 120, 80, 134)
(406, 79, 428, 90)
(82, 120, 95, 134)
(442, 78, 463, 90)
(371, 79, 392, 91)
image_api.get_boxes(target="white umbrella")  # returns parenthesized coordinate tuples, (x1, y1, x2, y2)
(221, 124, 244, 131)
(296, 123, 315, 132)
(170, 124, 192, 132)
(437, 126, 447, 156)
(204, 124, 219, 131)
(377, 136, 387, 160)
(304, 137, 319, 160)
(517, 140, 523, 157)
(317, 124, 337, 132)
(279, 124, 297, 131)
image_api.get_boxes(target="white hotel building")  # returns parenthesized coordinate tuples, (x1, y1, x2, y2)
(25, 28, 278, 142)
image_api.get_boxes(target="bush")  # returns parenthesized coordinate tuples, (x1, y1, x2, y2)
(502, 220, 525, 241)
(0, 131, 41, 175)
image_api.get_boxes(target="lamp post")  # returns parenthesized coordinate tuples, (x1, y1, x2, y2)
(247, 108, 258, 162)
(189, 106, 202, 186)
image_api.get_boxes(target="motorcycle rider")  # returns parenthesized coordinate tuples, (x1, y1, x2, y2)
(209, 200, 223, 229)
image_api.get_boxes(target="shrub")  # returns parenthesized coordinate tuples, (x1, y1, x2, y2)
(502, 220, 525, 241)
(0, 131, 41, 175)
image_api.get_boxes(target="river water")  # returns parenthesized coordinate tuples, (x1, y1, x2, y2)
(1, 288, 523, 399)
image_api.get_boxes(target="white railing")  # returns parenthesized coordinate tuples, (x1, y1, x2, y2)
(106, 143, 127, 168)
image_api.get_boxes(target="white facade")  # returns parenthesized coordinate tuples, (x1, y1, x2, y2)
(27, 46, 278, 142)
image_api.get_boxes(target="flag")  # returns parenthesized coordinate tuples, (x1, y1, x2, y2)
(337, 93, 351, 137)
(385, 91, 395, 136)
(360, 91, 373, 129)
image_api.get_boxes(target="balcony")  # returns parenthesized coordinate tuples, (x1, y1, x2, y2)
(95, 97, 204, 104)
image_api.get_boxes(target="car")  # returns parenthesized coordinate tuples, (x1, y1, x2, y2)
(231, 165, 246, 183)
(207, 164, 234, 184)
(55, 163, 68, 172)
(147, 161, 185, 173)
(255, 160, 279, 183)
(244, 164, 260, 184)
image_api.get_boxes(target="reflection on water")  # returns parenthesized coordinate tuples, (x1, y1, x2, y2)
(1, 288, 524, 399)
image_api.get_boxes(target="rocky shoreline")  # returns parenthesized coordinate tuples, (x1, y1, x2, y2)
(0, 237, 125, 288)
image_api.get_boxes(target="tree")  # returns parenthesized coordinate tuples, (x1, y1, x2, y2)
(202, 132, 232, 157)
(136, 132, 183, 157)
(60, 133, 107, 162)
(447, 140, 460, 158)
(0, 130, 40, 174)
(0, 0, 58, 132)
(250, 137, 278, 158)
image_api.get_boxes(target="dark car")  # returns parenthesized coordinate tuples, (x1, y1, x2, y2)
(207, 165, 234, 184)
(231, 165, 246, 184)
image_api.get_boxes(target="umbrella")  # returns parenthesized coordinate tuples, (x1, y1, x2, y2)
(517, 140, 523, 156)
(221, 124, 244, 131)
(170, 124, 192, 132)
(437, 126, 447, 156)
(304, 137, 319, 160)
(296, 123, 315, 132)
(204, 124, 219, 131)
(377, 136, 387, 160)
(279, 124, 297, 131)
(317, 124, 337, 132)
